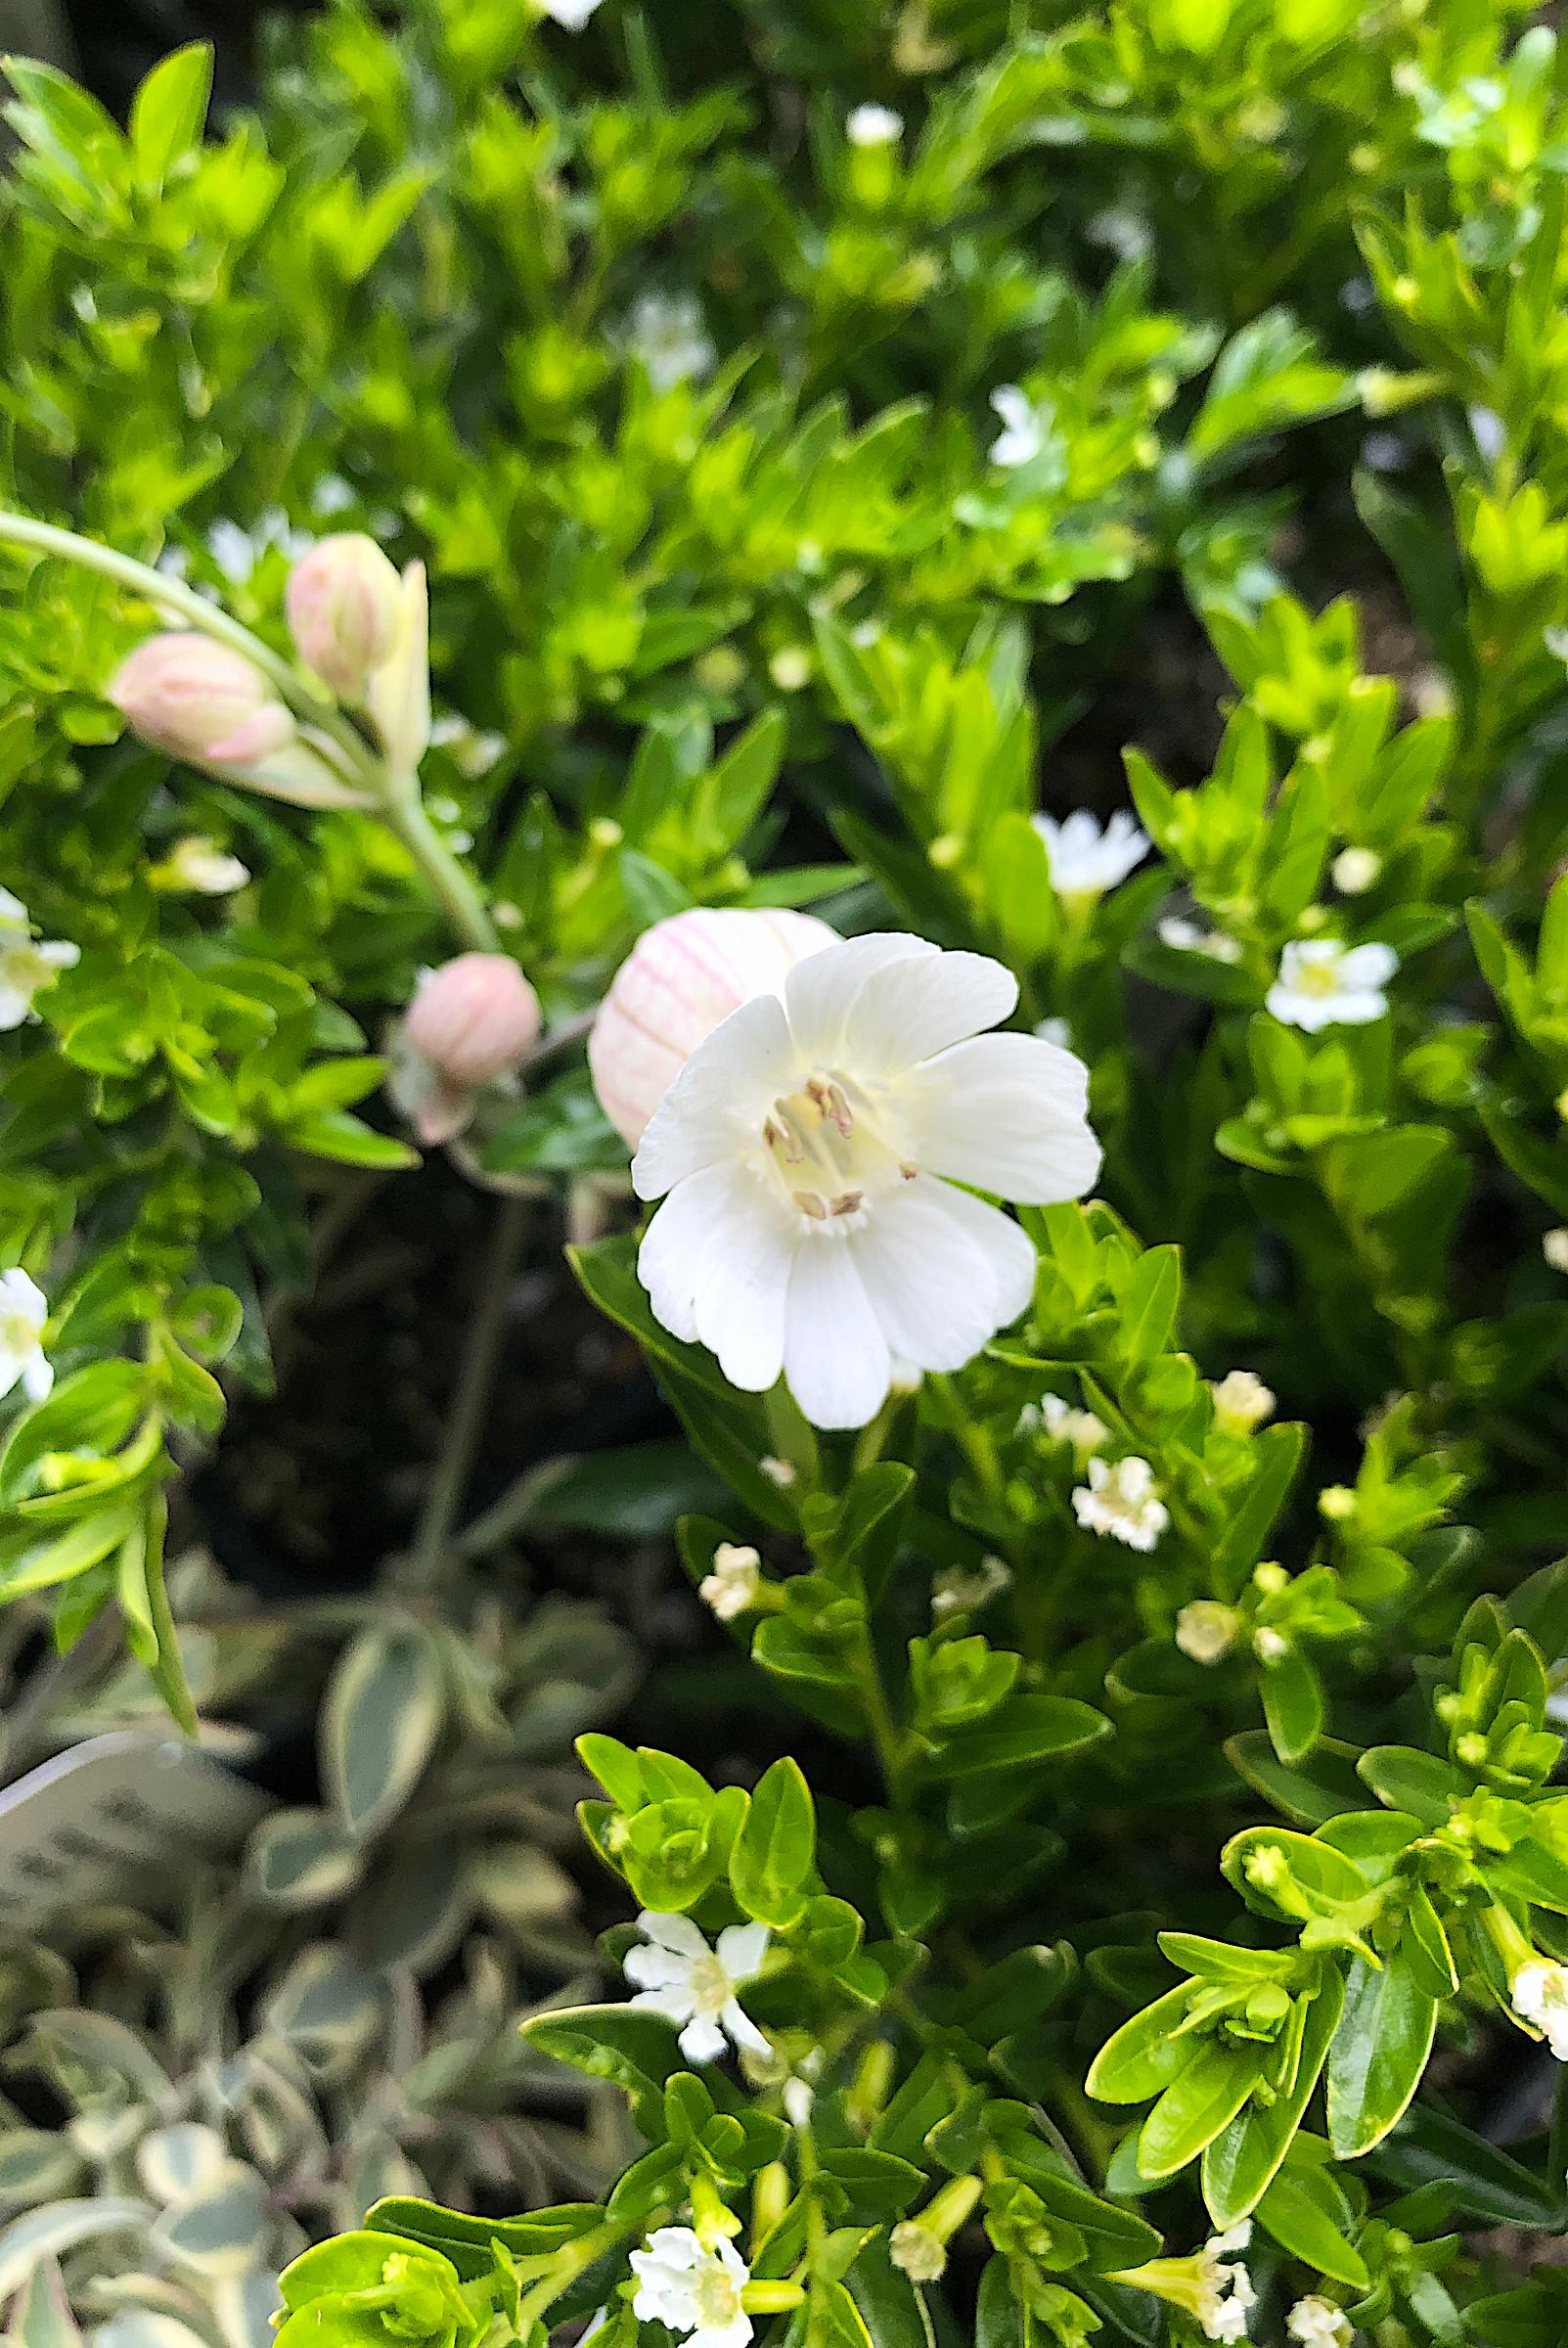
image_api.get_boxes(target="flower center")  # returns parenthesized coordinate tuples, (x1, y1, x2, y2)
(694, 2267, 742, 2328)
(0, 1308, 35, 1356)
(688, 1953, 733, 2015)
(1295, 957, 1343, 998)
(760, 1072, 914, 1228)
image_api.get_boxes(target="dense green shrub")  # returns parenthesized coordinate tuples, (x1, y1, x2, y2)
(3, 2, 1568, 2345)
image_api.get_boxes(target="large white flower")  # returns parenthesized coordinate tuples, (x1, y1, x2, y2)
(631, 934, 1099, 1429)
(1512, 1959, 1568, 2059)
(988, 385, 1049, 469)
(0, 890, 78, 1029)
(1266, 938, 1397, 1031)
(1072, 1455, 1168, 1552)
(624, 1912, 770, 2064)
(0, 1270, 53, 1405)
(630, 2229, 751, 2348)
(1034, 810, 1148, 900)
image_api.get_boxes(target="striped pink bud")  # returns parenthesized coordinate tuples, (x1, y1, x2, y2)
(589, 907, 837, 1148)
(287, 533, 403, 701)
(403, 954, 542, 1088)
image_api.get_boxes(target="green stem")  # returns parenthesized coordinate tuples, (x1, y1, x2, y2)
(514, 2220, 632, 2330)
(381, 786, 501, 954)
(409, 1194, 528, 1584)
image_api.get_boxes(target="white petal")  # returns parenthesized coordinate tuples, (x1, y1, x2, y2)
(782, 933, 936, 1065)
(782, 1242, 891, 1429)
(20, 1354, 53, 1403)
(721, 1999, 771, 2058)
(692, 2322, 753, 2348)
(633, 994, 795, 1200)
(1339, 942, 1398, 987)
(837, 949, 1017, 1076)
(0, 984, 32, 1029)
(638, 1910, 710, 1958)
(847, 1182, 1012, 1371)
(690, 1170, 795, 1394)
(906, 1033, 1100, 1201)
(921, 1180, 1036, 1325)
(678, 2013, 729, 2064)
(639, 1168, 733, 1342)
(1323, 988, 1387, 1024)
(631, 1985, 697, 2025)
(716, 1921, 769, 1980)
(624, 1945, 693, 1992)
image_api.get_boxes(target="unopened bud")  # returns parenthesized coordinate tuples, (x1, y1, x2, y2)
(403, 954, 542, 1088)
(287, 533, 403, 700)
(589, 907, 837, 1147)
(110, 633, 360, 810)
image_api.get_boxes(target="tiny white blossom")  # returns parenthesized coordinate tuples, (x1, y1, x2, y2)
(624, 1912, 770, 2065)
(1041, 1393, 1109, 1459)
(1211, 1370, 1275, 1436)
(1198, 2223, 1256, 2344)
(1544, 1229, 1568, 1274)
(931, 1554, 1011, 1618)
(164, 835, 251, 895)
(632, 934, 1099, 1430)
(1158, 916, 1242, 965)
(1512, 1960, 1568, 2059)
(538, 0, 604, 26)
(1288, 2296, 1352, 2348)
(1034, 1016, 1072, 1049)
(1176, 1601, 1238, 1665)
(1267, 938, 1398, 1031)
(888, 2222, 946, 2283)
(1072, 1455, 1168, 1552)
(630, 2229, 751, 2348)
(0, 1270, 53, 1405)
(626, 292, 716, 390)
(988, 385, 1049, 469)
(1254, 1626, 1289, 1663)
(700, 1542, 762, 1622)
(847, 103, 904, 146)
(759, 1455, 797, 1488)
(0, 891, 79, 1029)
(782, 2074, 815, 2127)
(1034, 810, 1149, 901)
(1331, 846, 1381, 896)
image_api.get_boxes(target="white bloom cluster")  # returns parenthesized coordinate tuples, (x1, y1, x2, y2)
(1210, 1370, 1275, 1435)
(1035, 809, 1148, 901)
(1267, 938, 1397, 1031)
(1288, 2294, 1353, 2347)
(1512, 1959, 1568, 2059)
(1072, 1455, 1168, 1552)
(1039, 1392, 1109, 1459)
(1196, 2222, 1256, 2344)
(1175, 1600, 1238, 1665)
(624, 1912, 769, 2064)
(0, 889, 78, 1029)
(700, 1542, 762, 1621)
(0, 1269, 53, 1405)
(631, 2229, 750, 2348)
(631, 933, 1099, 1429)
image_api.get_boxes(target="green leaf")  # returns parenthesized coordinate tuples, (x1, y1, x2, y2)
(128, 42, 212, 188)
(1260, 1642, 1323, 1764)
(1325, 1947, 1437, 2159)
(1138, 2039, 1264, 2181)
(1254, 2156, 1368, 2288)
(731, 1757, 817, 1925)
(1086, 1984, 1195, 2104)
(522, 2004, 683, 2133)
(1200, 1969, 1344, 2226)
(929, 1693, 1111, 1777)
(322, 1618, 447, 1841)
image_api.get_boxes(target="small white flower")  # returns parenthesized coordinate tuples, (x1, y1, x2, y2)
(700, 1543, 762, 1623)
(1157, 916, 1242, 965)
(888, 2222, 946, 2283)
(847, 103, 904, 146)
(769, 647, 812, 693)
(0, 891, 78, 1030)
(538, 0, 605, 26)
(782, 2074, 815, 2127)
(759, 1455, 797, 1488)
(988, 385, 1049, 469)
(1288, 2295, 1352, 2347)
(626, 292, 716, 391)
(632, 934, 1099, 1430)
(1544, 1229, 1568, 1274)
(1041, 1393, 1110, 1460)
(1512, 1960, 1568, 2060)
(1175, 1601, 1238, 1665)
(1034, 810, 1149, 901)
(624, 1912, 770, 2065)
(1211, 1370, 1275, 1436)
(1034, 1016, 1072, 1049)
(1266, 938, 1398, 1031)
(163, 835, 251, 895)
(1254, 1626, 1289, 1663)
(1331, 846, 1381, 896)
(630, 2229, 751, 2348)
(0, 1269, 53, 1405)
(1072, 1455, 1168, 1552)
(1198, 2224, 1256, 2344)
(931, 1553, 1011, 1619)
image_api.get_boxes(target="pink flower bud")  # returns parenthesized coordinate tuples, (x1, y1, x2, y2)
(111, 633, 295, 766)
(287, 533, 404, 701)
(402, 953, 542, 1088)
(589, 907, 838, 1147)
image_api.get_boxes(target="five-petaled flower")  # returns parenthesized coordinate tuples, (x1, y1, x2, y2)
(630, 2229, 751, 2348)
(1512, 1959, 1568, 2059)
(1034, 809, 1149, 901)
(1072, 1455, 1168, 1552)
(631, 933, 1100, 1429)
(624, 1912, 770, 2063)
(988, 385, 1049, 469)
(0, 890, 78, 1030)
(1288, 2294, 1353, 2347)
(0, 1270, 53, 1405)
(1266, 938, 1397, 1031)
(700, 1542, 762, 1622)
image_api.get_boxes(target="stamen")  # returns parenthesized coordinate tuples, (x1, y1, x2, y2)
(792, 1189, 828, 1220)
(829, 1190, 863, 1216)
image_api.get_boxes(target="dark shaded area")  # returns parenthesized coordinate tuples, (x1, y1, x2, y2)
(62, 0, 307, 114)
